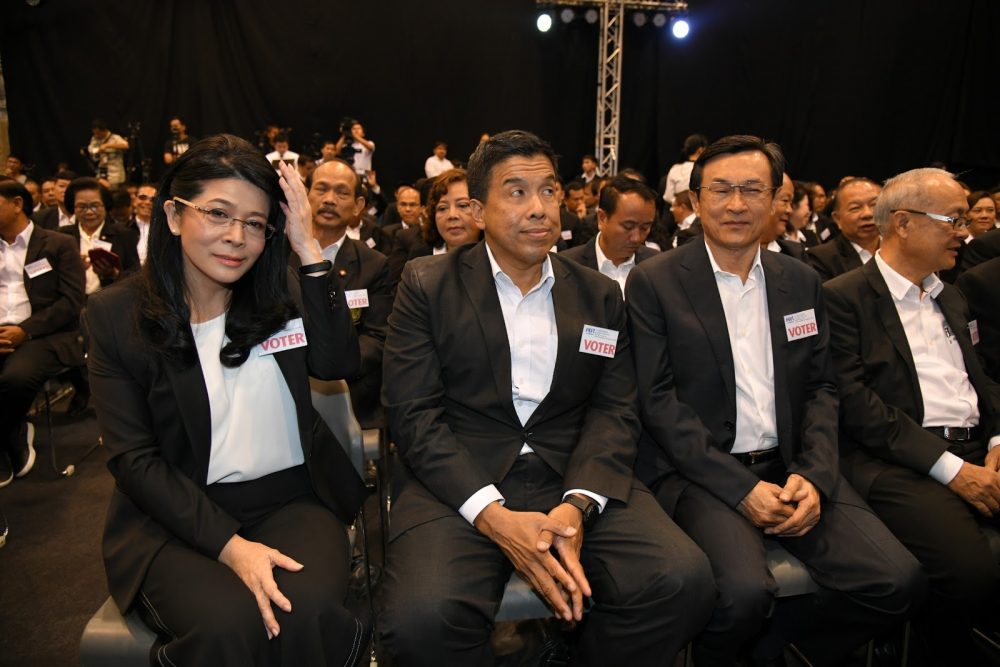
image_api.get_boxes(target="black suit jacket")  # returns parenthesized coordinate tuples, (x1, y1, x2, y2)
(61, 221, 141, 287)
(824, 260, 1000, 497)
(772, 238, 809, 263)
(667, 219, 702, 249)
(956, 257, 1000, 381)
(960, 227, 1000, 272)
(560, 236, 659, 271)
(559, 208, 582, 248)
(15, 225, 86, 366)
(378, 220, 414, 256)
(806, 233, 864, 282)
(88, 273, 366, 612)
(31, 206, 64, 231)
(386, 225, 432, 288)
(383, 242, 639, 537)
(627, 242, 840, 512)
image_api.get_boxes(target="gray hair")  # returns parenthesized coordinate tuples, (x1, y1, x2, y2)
(874, 167, 955, 237)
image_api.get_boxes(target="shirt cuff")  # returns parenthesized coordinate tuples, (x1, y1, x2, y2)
(459, 485, 505, 525)
(562, 489, 608, 513)
(988, 436, 1000, 451)
(928, 451, 965, 485)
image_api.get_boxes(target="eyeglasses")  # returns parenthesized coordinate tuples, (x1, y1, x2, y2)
(699, 181, 775, 201)
(891, 209, 970, 230)
(74, 202, 104, 212)
(173, 197, 276, 240)
(136, 193, 155, 201)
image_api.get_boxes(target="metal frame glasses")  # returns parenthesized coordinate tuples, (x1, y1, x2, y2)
(699, 181, 775, 201)
(173, 197, 276, 240)
(891, 209, 970, 230)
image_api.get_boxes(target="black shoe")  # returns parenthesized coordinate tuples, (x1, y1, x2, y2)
(11, 422, 36, 479)
(66, 388, 91, 417)
(0, 452, 12, 488)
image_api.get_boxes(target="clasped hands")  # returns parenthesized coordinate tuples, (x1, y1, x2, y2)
(475, 501, 590, 622)
(738, 473, 821, 537)
(948, 451, 1000, 517)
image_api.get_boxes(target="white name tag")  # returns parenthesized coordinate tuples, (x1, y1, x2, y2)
(970, 320, 980, 346)
(579, 324, 618, 358)
(784, 309, 819, 342)
(345, 289, 369, 309)
(820, 228, 831, 241)
(257, 318, 308, 355)
(561, 230, 573, 241)
(92, 239, 113, 252)
(365, 237, 377, 249)
(24, 258, 53, 278)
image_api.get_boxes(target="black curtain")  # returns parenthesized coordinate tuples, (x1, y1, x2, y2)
(2, 0, 997, 192)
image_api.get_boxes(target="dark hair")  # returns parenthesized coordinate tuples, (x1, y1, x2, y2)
(467, 130, 558, 202)
(831, 176, 880, 212)
(682, 133, 709, 158)
(673, 190, 692, 210)
(423, 169, 478, 248)
(54, 169, 77, 183)
(792, 181, 811, 209)
(141, 134, 296, 367)
(0, 179, 32, 214)
(434, 140, 447, 150)
(65, 177, 112, 213)
(306, 158, 362, 198)
(91, 118, 109, 131)
(110, 188, 133, 210)
(582, 154, 597, 163)
(598, 174, 658, 216)
(565, 179, 585, 194)
(273, 134, 289, 145)
(968, 190, 995, 209)
(689, 134, 785, 195)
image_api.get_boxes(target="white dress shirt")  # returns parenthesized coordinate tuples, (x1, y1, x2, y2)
(345, 224, 361, 241)
(458, 243, 608, 524)
(424, 156, 455, 179)
(765, 240, 782, 253)
(873, 252, 999, 482)
(134, 217, 151, 264)
(593, 232, 636, 297)
(663, 161, 695, 204)
(672, 213, 697, 248)
(0, 222, 34, 324)
(850, 240, 875, 264)
(707, 243, 779, 454)
(320, 234, 346, 264)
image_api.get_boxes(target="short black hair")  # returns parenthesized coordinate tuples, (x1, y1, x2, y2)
(689, 134, 785, 194)
(682, 133, 709, 157)
(467, 130, 558, 203)
(598, 174, 658, 216)
(273, 133, 289, 144)
(0, 179, 33, 214)
(565, 179, 585, 193)
(307, 157, 363, 198)
(54, 169, 77, 182)
(91, 118, 109, 131)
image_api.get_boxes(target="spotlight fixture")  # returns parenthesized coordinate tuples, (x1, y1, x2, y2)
(671, 17, 690, 39)
(584, 8, 599, 24)
(652, 13, 667, 28)
(560, 8, 575, 23)
(632, 12, 648, 27)
(537, 12, 553, 32)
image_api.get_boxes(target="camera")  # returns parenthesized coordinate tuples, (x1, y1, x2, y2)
(338, 117, 362, 164)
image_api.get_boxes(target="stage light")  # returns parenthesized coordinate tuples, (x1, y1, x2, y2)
(632, 12, 648, 27)
(537, 12, 553, 32)
(584, 8, 599, 24)
(560, 8, 575, 23)
(652, 13, 667, 28)
(671, 17, 690, 39)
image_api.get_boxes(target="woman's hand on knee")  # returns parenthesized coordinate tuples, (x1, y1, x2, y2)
(218, 534, 304, 639)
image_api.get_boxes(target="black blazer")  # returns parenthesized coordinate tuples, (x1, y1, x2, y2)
(824, 260, 1000, 497)
(667, 218, 702, 249)
(17, 225, 86, 366)
(559, 208, 582, 248)
(560, 236, 659, 270)
(772, 238, 809, 263)
(960, 227, 1000, 272)
(87, 273, 367, 612)
(31, 206, 64, 231)
(61, 221, 141, 287)
(806, 233, 864, 282)
(386, 225, 432, 288)
(383, 243, 640, 537)
(956, 257, 1000, 381)
(626, 242, 840, 511)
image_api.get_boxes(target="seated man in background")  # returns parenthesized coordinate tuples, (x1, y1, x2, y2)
(760, 173, 807, 262)
(0, 179, 85, 486)
(32, 170, 76, 230)
(806, 177, 881, 281)
(627, 135, 923, 667)
(824, 167, 1000, 664)
(956, 256, 1000, 381)
(668, 189, 701, 249)
(379, 130, 714, 667)
(377, 184, 421, 255)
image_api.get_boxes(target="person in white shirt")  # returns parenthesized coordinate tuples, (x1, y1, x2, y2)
(264, 134, 299, 175)
(662, 133, 707, 204)
(579, 154, 599, 183)
(335, 119, 375, 175)
(131, 184, 156, 264)
(87, 120, 129, 187)
(423, 141, 454, 178)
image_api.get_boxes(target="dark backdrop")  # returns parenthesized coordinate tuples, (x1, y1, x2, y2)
(2, 0, 997, 194)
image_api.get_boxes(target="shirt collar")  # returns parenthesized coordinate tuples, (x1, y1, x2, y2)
(80, 221, 105, 241)
(706, 240, 764, 279)
(320, 234, 346, 262)
(874, 251, 943, 301)
(679, 212, 696, 229)
(594, 232, 636, 269)
(3, 221, 34, 250)
(485, 241, 555, 295)
(765, 240, 782, 253)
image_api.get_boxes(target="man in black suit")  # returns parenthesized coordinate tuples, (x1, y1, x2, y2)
(560, 174, 658, 294)
(627, 135, 923, 667)
(377, 185, 421, 255)
(0, 180, 85, 486)
(379, 130, 714, 667)
(825, 167, 1000, 664)
(960, 226, 1000, 272)
(297, 158, 391, 427)
(31, 169, 76, 231)
(667, 189, 701, 248)
(761, 173, 808, 262)
(806, 177, 881, 281)
(957, 256, 1000, 381)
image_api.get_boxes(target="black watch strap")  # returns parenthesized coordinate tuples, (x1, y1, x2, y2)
(564, 494, 599, 530)
(298, 259, 332, 275)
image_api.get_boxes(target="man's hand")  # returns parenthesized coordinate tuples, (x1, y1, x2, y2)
(536, 502, 591, 621)
(947, 462, 1000, 517)
(984, 446, 1000, 473)
(474, 502, 581, 621)
(0, 325, 29, 354)
(218, 534, 303, 639)
(737, 481, 794, 528)
(767, 474, 822, 537)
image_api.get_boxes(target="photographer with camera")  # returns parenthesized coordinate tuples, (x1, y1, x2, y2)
(86, 119, 129, 187)
(334, 118, 374, 175)
(163, 117, 196, 166)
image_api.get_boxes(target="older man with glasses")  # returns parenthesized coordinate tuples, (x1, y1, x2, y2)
(824, 167, 1000, 664)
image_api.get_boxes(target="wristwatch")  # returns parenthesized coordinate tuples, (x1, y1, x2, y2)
(564, 494, 599, 531)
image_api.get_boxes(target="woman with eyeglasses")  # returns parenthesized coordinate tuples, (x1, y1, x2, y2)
(86, 134, 368, 666)
(63, 177, 141, 294)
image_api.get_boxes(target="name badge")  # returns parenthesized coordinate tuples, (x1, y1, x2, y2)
(784, 309, 818, 342)
(365, 237, 377, 249)
(820, 228, 831, 241)
(579, 324, 618, 358)
(561, 230, 573, 241)
(92, 239, 113, 252)
(345, 289, 369, 309)
(24, 258, 53, 278)
(970, 320, 980, 346)
(257, 318, 307, 355)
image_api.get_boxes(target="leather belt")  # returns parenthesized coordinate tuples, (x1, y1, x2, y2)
(731, 448, 782, 466)
(925, 426, 980, 442)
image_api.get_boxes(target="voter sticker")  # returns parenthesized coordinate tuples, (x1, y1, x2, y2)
(970, 320, 980, 346)
(820, 228, 831, 241)
(258, 318, 308, 355)
(784, 308, 819, 342)
(579, 324, 619, 358)
(365, 237, 377, 249)
(561, 230, 573, 241)
(24, 258, 54, 278)
(92, 239, 113, 252)
(345, 289, 370, 309)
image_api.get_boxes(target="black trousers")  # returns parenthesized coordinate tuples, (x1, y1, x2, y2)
(136, 469, 364, 667)
(661, 460, 925, 667)
(378, 454, 716, 667)
(0, 337, 64, 453)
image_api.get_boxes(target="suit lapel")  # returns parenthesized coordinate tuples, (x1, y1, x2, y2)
(23, 228, 45, 300)
(332, 239, 359, 288)
(864, 261, 921, 404)
(163, 355, 213, 483)
(761, 252, 793, 448)
(583, 238, 598, 271)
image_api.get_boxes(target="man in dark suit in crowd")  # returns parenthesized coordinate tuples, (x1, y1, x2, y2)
(294, 158, 391, 426)
(667, 189, 701, 249)
(960, 226, 1000, 272)
(559, 178, 586, 247)
(627, 135, 923, 667)
(824, 167, 1000, 664)
(0, 180, 85, 486)
(379, 130, 714, 667)
(805, 181, 839, 242)
(806, 177, 881, 281)
(560, 174, 658, 295)
(31, 170, 76, 230)
(377, 185, 421, 255)
(957, 256, 1000, 381)
(761, 173, 808, 262)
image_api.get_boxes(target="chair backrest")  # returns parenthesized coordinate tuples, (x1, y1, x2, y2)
(310, 378, 365, 477)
